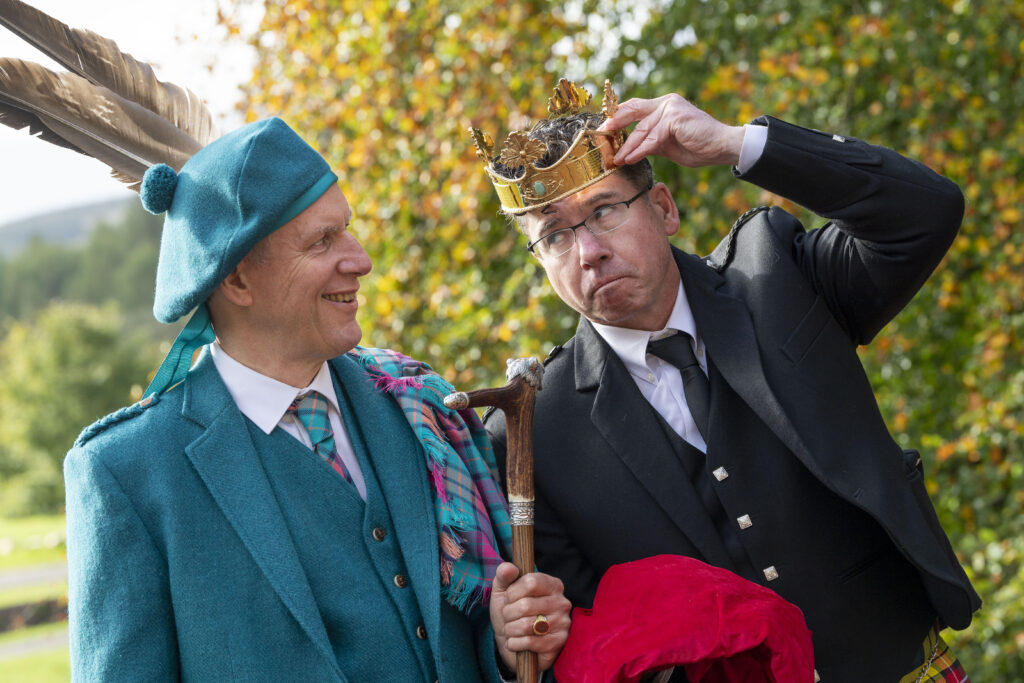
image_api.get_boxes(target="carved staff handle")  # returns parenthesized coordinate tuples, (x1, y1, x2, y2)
(444, 357, 543, 683)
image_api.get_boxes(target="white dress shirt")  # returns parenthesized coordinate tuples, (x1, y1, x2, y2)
(210, 342, 367, 499)
(738, 122, 768, 175)
(592, 282, 710, 452)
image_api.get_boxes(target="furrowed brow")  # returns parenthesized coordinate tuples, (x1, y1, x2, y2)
(534, 206, 565, 234)
(579, 190, 621, 210)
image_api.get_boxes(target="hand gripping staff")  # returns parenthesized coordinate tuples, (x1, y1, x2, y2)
(444, 357, 544, 683)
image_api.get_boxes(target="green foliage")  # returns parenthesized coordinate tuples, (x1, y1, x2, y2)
(0, 240, 79, 321)
(0, 303, 160, 515)
(219, 0, 1020, 673)
(0, 203, 163, 329)
(0, 202, 167, 516)
(66, 206, 162, 315)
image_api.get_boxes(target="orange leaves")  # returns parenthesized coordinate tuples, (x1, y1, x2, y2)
(936, 442, 957, 462)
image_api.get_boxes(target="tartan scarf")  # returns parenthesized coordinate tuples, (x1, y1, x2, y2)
(347, 346, 512, 614)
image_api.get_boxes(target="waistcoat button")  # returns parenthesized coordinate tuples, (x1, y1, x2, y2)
(394, 574, 408, 588)
(372, 527, 387, 541)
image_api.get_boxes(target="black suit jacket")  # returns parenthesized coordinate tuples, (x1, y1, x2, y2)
(486, 117, 980, 678)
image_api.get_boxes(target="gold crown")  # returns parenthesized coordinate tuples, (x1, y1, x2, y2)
(471, 78, 625, 214)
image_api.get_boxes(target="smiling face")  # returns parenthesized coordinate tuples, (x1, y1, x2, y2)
(215, 184, 373, 385)
(520, 172, 682, 331)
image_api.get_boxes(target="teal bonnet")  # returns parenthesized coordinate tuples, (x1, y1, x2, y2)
(143, 117, 338, 323)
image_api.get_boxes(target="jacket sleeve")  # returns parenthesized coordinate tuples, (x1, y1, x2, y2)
(737, 116, 964, 344)
(64, 446, 179, 681)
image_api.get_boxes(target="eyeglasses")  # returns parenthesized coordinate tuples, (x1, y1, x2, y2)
(526, 184, 653, 259)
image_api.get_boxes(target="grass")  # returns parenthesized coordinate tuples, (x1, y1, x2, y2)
(0, 582, 66, 610)
(0, 515, 70, 681)
(0, 647, 70, 682)
(0, 515, 65, 571)
(0, 620, 66, 649)
(0, 622, 70, 682)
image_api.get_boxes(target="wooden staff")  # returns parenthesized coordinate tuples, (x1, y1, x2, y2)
(444, 357, 543, 683)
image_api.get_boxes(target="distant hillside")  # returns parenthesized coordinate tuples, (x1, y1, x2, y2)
(0, 197, 135, 257)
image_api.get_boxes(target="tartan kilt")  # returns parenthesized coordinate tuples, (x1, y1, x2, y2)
(898, 627, 969, 683)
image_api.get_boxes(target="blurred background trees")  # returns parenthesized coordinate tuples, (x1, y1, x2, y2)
(1, 0, 1019, 674)
(0, 302, 160, 515)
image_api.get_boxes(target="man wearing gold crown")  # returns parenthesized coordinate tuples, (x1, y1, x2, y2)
(478, 80, 977, 682)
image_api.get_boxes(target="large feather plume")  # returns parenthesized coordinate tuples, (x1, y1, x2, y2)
(0, 0, 220, 189)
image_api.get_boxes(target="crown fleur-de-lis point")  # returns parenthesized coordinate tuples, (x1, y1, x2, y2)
(602, 80, 619, 118)
(547, 78, 592, 115)
(469, 127, 495, 160)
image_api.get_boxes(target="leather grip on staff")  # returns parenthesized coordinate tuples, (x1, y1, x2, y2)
(444, 357, 543, 683)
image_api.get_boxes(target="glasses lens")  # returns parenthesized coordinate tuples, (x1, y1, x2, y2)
(537, 229, 575, 258)
(588, 203, 630, 235)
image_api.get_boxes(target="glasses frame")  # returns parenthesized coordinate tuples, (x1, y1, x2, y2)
(526, 183, 654, 258)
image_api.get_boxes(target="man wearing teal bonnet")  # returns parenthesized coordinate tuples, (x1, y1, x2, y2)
(64, 117, 570, 681)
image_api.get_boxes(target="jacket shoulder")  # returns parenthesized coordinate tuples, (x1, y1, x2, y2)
(482, 340, 574, 427)
(72, 382, 185, 450)
(706, 205, 804, 272)
(529, 339, 578, 412)
(542, 341, 569, 368)
(538, 339, 573, 380)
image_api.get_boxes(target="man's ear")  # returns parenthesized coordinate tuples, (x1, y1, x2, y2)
(216, 264, 254, 307)
(649, 182, 680, 237)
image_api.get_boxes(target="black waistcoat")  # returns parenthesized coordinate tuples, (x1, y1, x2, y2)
(687, 355, 934, 681)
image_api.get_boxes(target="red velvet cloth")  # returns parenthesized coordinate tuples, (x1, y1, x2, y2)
(554, 555, 815, 683)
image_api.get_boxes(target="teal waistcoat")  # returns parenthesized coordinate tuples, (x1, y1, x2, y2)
(253, 368, 437, 681)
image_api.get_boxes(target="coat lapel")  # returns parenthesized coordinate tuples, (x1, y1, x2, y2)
(330, 356, 442, 645)
(181, 352, 342, 680)
(675, 249, 824, 479)
(574, 319, 733, 567)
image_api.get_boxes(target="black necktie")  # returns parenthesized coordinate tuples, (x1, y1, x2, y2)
(647, 332, 711, 442)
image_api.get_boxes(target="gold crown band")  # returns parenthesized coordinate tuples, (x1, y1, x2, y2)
(472, 78, 624, 214)
(485, 130, 622, 213)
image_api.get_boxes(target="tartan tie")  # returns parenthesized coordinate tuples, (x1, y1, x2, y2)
(287, 391, 353, 484)
(647, 332, 711, 443)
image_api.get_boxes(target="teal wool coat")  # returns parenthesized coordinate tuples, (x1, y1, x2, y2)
(65, 350, 504, 682)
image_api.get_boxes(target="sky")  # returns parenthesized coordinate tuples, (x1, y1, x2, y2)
(0, 0, 255, 226)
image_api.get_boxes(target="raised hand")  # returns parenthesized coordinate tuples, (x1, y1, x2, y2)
(599, 93, 745, 169)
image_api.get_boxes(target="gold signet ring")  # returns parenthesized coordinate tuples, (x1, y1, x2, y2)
(532, 614, 550, 636)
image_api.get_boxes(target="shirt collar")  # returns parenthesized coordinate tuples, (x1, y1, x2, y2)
(590, 280, 698, 378)
(210, 342, 340, 434)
